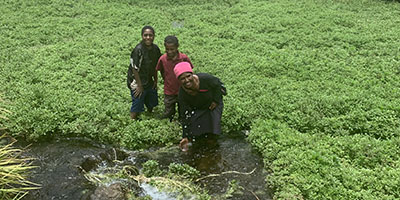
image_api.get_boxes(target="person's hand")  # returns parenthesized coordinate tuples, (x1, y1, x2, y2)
(134, 86, 143, 98)
(179, 138, 189, 152)
(209, 102, 217, 110)
(130, 80, 137, 91)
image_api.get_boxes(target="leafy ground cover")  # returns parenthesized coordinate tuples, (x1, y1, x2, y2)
(1, 0, 400, 199)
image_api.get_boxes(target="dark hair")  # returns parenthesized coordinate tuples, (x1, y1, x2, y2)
(164, 35, 179, 47)
(141, 25, 155, 35)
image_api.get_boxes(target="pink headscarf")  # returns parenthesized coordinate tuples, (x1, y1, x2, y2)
(174, 62, 193, 79)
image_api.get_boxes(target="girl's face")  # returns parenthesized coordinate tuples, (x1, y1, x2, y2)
(178, 72, 194, 89)
(165, 43, 178, 59)
(142, 29, 154, 46)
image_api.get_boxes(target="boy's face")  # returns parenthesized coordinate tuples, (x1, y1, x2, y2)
(142, 29, 154, 47)
(165, 43, 178, 59)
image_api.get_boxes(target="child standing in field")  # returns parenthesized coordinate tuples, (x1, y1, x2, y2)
(127, 25, 162, 120)
(156, 36, 194, 121)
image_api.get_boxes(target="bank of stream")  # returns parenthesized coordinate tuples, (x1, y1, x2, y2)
(18, 133, 272, 200)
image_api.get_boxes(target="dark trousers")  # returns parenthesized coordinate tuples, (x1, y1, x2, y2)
(163, 94, 179, 119)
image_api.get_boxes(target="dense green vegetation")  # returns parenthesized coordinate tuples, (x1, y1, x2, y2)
(1, 0, 400, 199)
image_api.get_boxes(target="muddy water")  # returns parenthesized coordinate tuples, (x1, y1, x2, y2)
(19, 134, 272, 200)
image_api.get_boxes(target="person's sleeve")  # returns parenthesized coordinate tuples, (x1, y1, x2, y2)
(130, 48, 141, 70)
(209, 75, 223, 104)
(156, 58, 165, 79)
(127, 64, 133, 89)
(127, 48, 140, 89)
(156, 46, 162, 62)
(155, 57, 162, 71)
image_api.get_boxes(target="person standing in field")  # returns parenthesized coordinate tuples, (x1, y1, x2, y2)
(173, 62, 225, 151)
(155, 35, 194, 121)
(127, 25, 161, 120)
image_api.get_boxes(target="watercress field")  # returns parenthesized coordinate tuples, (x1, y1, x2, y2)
(1, 0, 400, 199)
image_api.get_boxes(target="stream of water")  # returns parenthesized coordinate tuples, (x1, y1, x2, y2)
(18, 133, 272, 200)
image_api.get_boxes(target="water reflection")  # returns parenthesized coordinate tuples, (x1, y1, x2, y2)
(184, 134, 223, 174)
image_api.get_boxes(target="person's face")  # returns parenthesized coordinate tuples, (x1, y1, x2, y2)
(178, 72, 194, 89)
(142, 29, 154, 46)
(165, 43, 178, 59)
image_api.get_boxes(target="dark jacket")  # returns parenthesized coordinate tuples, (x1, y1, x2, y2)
(127, 42, 161, 89)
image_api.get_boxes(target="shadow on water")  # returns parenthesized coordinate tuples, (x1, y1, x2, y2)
(18, 133, 272, 200)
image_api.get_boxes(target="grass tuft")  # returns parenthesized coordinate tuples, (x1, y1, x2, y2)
(0, 96, 40, 200)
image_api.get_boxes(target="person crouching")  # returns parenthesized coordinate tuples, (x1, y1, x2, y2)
(174, 62, 224, 151)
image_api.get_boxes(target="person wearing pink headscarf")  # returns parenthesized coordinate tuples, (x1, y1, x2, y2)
(174, 62, 225, 151)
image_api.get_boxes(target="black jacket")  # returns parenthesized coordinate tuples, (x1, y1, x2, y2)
(127, 42, 161, 89)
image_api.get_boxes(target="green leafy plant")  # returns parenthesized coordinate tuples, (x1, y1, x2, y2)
(249, 119, 400, 199)
(141, 160, 163, 178)
(167, 163, 201, 181)
(223, 179, 244, 199)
